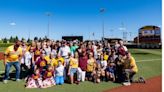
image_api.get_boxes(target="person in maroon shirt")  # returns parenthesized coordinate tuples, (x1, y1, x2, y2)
(35, 53, 47, 75)
(78, 45, 88, 81)
(42, 65, 55, 88)
(78, 45, 87, 70)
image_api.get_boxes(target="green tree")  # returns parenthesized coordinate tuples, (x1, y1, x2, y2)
(27, 38, 31, 43)
(39, 37, 42, 42)
(15, 36, 18, 41)
(3, 37, 7, 43)
(34, 37, 38, 41)
(21, 37, 25, 41)
(9, 36, 14, 43)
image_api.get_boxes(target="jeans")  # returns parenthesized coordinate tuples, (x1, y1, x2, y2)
(4, 62, 20, 80)
(55, 76, 64, 85)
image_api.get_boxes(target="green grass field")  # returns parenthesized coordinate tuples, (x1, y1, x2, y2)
(0, 48, 162, 92)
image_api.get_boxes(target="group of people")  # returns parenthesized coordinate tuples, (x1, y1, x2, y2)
(3, 39, 138, 88)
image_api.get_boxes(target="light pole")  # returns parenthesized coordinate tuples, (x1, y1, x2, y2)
(129, 32, 132, 41)
(45, 12, 52, 38)
(100, 8, 105, 41)
(119, 23, 127, 42)
(110, 29, 114, 38)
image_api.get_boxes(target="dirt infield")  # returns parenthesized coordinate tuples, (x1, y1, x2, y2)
(0, 52, 4, 60)
(104, 75, 161, 92)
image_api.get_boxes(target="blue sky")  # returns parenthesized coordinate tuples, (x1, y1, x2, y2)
(0, 0, 162, 40)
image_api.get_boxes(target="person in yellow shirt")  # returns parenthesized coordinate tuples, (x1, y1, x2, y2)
(3, 40, 22, 83)
(68, 52, 79, 84)
(44, 55, 51, 65)
(50, 54, 64, 68)
(86, 52, 96, 81)
(103, 51, 109, 61)
(123, 52, 138, 83)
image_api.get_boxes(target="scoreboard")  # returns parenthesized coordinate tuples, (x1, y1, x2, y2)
(62, 36, 83, 41)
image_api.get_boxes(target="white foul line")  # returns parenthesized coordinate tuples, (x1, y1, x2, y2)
(136, 59, 161, 62)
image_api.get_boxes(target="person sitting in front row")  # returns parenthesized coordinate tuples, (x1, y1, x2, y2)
(25, 69, 43, 88)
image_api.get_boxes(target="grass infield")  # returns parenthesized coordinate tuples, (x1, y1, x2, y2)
(0, 48, 162, 92)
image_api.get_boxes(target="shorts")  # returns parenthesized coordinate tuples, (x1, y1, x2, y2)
(70, 68, 78, 76)
(86, 72, 92, 78)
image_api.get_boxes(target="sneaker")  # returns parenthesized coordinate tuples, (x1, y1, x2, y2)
(16, 79, 21, 82)
(138, 77, 146, 83)
(122, 82, 131, 86)
(3, 80, 8, 84)
(75, 81, 80, 85)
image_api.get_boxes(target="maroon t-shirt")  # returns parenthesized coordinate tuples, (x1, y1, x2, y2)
(33, 48, 41, 61)
(79, 54, 88, 71)
(35, 57, 47, 72)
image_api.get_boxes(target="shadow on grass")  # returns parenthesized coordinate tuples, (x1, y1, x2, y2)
(0, 70, 28, 82)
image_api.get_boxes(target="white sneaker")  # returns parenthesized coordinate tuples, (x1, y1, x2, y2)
(16, 79, 21, 82)
(122, 82, 131, 86)
(3, 80, 8, 84)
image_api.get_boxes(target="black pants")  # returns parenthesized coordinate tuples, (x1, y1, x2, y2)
(20, 64, 31, 78)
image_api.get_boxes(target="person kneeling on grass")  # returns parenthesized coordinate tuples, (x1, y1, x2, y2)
(122, 52, 138, 86)
(25, 69, 43, 88)
(55, 60, 64, 85)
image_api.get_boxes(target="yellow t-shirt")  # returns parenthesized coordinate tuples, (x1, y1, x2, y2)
(5, 45, 22, 62)
(130, 57, 138, 73)
(69, 58, 78, 68)
(51, 57, 64, 67)
(26, 45, 31, 52)
(44, 55, 51, 64)
(123, 56, 138, 73)
(104, 55, 109, 61)
(87, 58, 95, 72)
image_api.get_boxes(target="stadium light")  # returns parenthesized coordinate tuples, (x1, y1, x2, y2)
(100, 8, 105, 41)
(119, 23, 127, 42)
(110, 29, 114, 38)
(45, 12, 52, 38)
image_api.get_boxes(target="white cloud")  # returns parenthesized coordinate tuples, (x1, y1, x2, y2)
(9, 22, 16, 26)
(119, 27, 126, 31)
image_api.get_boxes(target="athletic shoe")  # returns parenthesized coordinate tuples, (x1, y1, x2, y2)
(75, 81, 80, 85)
(16, 79, 21, 82)
(122, 82, 131, 86)
(138, 77, 146, 83)
(3, 80, 8, 84)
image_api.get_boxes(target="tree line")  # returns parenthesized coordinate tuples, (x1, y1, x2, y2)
(0, 36, 49, 43)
